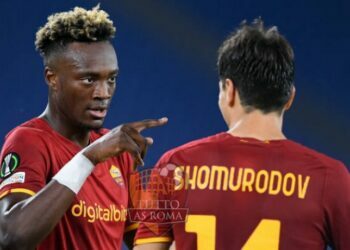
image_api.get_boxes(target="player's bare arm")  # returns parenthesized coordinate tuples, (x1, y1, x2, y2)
(0, 118, 167, 250)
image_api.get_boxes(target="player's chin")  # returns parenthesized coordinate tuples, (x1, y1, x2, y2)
(85, 119, 105, 130)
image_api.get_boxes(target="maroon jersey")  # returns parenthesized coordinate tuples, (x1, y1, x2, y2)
(0, 118, 136, 250)
(135, 133, 350, 250)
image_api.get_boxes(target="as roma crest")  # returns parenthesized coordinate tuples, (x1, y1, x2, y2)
(109, 165, 124, 186)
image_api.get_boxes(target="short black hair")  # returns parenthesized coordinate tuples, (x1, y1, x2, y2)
(217, 18, 294, 113)
(35, 5, 116, 64)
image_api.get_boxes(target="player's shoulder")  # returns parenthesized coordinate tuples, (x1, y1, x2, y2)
(286, 139, 347, 172)
(160, 133, 227, 162)
(4, 118, 51, 142)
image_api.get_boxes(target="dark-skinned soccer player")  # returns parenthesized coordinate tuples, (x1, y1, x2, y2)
(0, 6, 167, 250)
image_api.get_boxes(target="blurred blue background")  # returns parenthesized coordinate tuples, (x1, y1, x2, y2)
(0, 1, 348, 249)
(0, 0, 348, 168)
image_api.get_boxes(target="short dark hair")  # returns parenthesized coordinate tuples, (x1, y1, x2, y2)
(217, 19, 294, 113)
(35, 5, 116, 64)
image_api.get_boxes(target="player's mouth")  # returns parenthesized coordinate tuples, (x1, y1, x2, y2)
(87, 108, 108, 119)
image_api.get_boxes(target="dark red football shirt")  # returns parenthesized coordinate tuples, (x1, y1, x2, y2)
(135, 133, 350, 250)
(0, 118, 136, 250)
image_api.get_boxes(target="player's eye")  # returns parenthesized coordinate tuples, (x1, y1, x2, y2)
(81, 77, 94, 85)
(108, 76, 116, 85)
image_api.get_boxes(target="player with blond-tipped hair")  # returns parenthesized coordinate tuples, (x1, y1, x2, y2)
(0, 6, 167, 249)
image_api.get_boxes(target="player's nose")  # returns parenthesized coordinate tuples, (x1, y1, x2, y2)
(93, 81, 113, 100)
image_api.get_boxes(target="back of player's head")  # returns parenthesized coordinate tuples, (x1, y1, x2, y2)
(217, 18, 294, 113)
(35, 5, 116, 65)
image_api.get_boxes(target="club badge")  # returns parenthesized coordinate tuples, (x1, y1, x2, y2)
(110, 165, 124, 186)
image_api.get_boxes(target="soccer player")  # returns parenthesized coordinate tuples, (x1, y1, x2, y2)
(133, 19, 350, 250)
(0, 6, 167, 250)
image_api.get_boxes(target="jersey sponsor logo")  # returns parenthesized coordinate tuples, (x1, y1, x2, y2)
(110, 165, 124, 186)
(0, 172, 25, 189)
(0, 152, 20, 178)
(71, 200, 128, 223)
(174, 165, 311, 199)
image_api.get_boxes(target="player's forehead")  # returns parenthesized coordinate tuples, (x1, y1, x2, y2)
(60, 41, 118, 73)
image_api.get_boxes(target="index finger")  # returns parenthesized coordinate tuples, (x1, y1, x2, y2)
(128, 117, 168, 132)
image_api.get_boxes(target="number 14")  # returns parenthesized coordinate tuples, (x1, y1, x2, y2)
(185, 215, 281, 250)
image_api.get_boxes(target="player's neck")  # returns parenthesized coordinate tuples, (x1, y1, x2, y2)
(227, 110, 286, 141)
(40, 105, 90, 148)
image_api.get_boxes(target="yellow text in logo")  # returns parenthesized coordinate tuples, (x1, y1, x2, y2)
(71, 200, 127, 223)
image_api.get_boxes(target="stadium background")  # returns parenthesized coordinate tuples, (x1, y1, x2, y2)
(0, 1, 348, 249)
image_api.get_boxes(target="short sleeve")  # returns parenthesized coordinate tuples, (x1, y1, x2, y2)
(134, 151, 177, 245)
(322, 162, 350, 249)
(0, 128, 49, 199)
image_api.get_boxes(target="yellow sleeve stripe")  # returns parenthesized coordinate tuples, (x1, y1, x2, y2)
(125, 223, 139, 233)
(0, 190, 10, 199)
(135, 237, 173, 245)
(0, 188, 35, 199)
(10, 188, 36, 196)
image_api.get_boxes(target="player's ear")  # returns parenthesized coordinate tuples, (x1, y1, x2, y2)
(285, 85, 296, 111)
(44, 66, 58, 91)
(225, 78, 235, 107)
